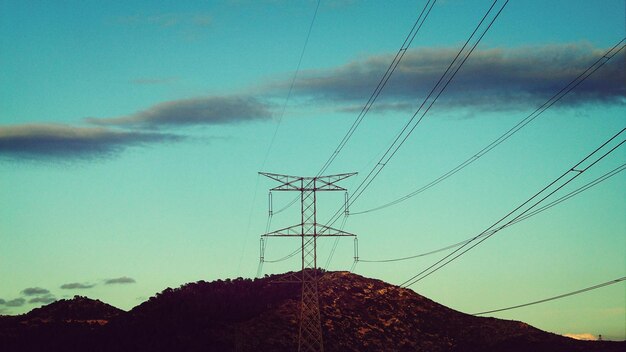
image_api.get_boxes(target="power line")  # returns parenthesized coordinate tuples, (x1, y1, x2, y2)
(322, 0, 509, 269)
(401, 128, 626, 287)
(270, 0, 438, 217)
(272, 193, 299, 215)
(327, 0, 508, 230)
(323, 214, 348, 269)
(351, 38, 626, 215)
(317, 0, 438, 177)
(260, 0, 322, 168)
(258, 0, 323, 218)
(356, 163, 626, 263)
(264, 246, 301, 263)
(473, 276, 626, 315)
(262, 0, 439, 264)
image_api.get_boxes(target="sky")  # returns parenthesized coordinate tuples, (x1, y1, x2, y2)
(1, 0, 625, 341)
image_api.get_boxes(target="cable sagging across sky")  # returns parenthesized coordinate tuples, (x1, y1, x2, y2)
(325, 0, 509, 231)
(473, 276, 626, 315)
(321, 0, 509, 269)
(351, 38, 626, 215)
(316, 0, 438, 177)
(356, 163, 626, 263)
(261, 0, 440, 267)
(270, 0, 439, 217)
(400, 127, 626, 288)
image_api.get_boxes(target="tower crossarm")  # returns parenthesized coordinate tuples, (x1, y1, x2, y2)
(259, 172, 357, 191)
(316, 173, 357, 189)
(262, 224, 355, 237)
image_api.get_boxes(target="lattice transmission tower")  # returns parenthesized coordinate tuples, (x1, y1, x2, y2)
(259, 172, 357, 352)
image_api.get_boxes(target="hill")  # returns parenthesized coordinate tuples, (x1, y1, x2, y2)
(23, 295, 124, 323)
(0, 271, 623, 351)
(0, 296, 123, 351)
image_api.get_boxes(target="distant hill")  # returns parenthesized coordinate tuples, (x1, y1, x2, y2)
(0, 295, 123, 351)
(0, 271, 623, 351)
(24, 295, 124, 323)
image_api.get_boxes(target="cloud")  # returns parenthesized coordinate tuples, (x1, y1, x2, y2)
(28, 295, 56, 304)
(21, 287, 50, 296)
(270, 43, 624, 112)
(105, 277, 136, 285)
(0, 124, 180, 160)
(564, 333, 598, 341)
(85, 96, 272, 129)
(60, 283, 96, 290)
(5, 298, 26, 307)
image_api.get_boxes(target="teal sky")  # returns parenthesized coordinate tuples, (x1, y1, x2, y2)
(1, 0, 625, 341)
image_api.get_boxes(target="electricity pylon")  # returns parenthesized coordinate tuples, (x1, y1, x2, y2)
(260, 172, 356, 352)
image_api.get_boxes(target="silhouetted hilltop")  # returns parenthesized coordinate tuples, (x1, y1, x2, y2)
(24, 295, 123, 323)
(0, 271, 623, 352)
(0, 295, 123, 351)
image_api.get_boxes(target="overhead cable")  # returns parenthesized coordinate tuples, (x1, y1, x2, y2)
(263, 0, 440, 264)
(271, 0, 439, 217)
(261, 0, 322, 168)
(327, 0, 509, 230)
(352, 38, 626, 215)
(400, 128, 626, 287)
(322, 0, 509, 269)
(317, 0, 438, 176)
(473, 276, 626, 315)
(357, 163, 626, 263)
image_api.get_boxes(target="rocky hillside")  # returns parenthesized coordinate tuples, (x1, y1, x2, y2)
(0, 271, 623, 351)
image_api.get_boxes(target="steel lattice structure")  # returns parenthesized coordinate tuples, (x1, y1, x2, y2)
(260, 172, 356, 352)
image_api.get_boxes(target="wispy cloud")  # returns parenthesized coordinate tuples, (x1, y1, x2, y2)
(1, 95, 267, 162)
(269, 43, 625, 112)
(564, 333, 598, 341)
(60, 283, 96, 290)
(21, 287, 50, 296)
(85, 96, 273, 129)
(105, 277, 136, 285)
(4, 298, 26, 307)
(0, 124, 180, 160)
(28, 295, 56, 304)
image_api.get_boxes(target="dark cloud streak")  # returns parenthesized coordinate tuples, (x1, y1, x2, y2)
(85, 96, 272, 129)
(21, 287, 50, 296)
(105, 277, 136, 285)
(0, 124, 181, 160)
(274, 43, 625, 112)
(60, 283, 96, 290)
(28, 295, 56, 304)
(5, 298, 26, 307)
